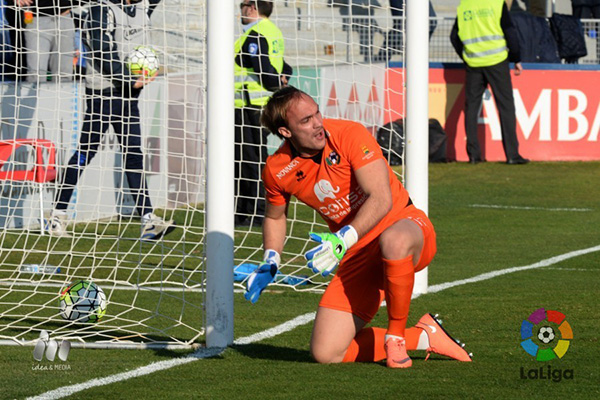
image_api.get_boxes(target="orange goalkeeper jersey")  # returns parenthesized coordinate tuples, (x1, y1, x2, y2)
(262, 118, 412, 250)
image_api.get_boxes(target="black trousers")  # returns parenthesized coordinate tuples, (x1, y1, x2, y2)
(573, 5, 600, 59)
(55, 95, 153, 217)
(234, 107, 267, 224)
(464, 59, 520, 161)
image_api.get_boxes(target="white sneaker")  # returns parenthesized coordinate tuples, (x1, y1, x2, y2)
(46, 211, 68, 237)
(141, 213, 175, 241)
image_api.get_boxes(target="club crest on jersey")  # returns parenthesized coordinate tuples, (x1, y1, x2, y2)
(296, 170, 306, 182)
(248, 43, 258, 55)
(314, 179, 340, 202)
(326, 151, 340, 166)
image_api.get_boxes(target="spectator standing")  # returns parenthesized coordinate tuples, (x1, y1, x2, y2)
(571, 0, 600, 18)
(377, 0, 437, 61)
(571, 0, 600, 59)
(450, 0, 530, 164)
(234, 0, 292, 227)
(331, 0, 382, 62)
(48, 0, 174, 240)
(1, 0, 17, 79)
(388, 0, 437, 40)
(15, 0, 75, 83)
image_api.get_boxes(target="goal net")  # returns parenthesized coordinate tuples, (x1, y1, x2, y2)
(233, 0, 406, 291)
(0, 0, 406, 349)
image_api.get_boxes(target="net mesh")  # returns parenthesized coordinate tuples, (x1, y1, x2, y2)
(233, 1, 405, 291)
(0, 0, 404, 348)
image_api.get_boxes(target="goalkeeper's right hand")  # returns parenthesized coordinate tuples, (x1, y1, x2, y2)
(304, 225, 358, 277)
(245, 250, 280, 304)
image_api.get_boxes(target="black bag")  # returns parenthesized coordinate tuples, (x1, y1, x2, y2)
(376, 119, 404, 166)
(428, 118, 447, 163)
(377, 119, 447, 164)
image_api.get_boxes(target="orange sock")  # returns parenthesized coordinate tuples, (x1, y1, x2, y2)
(342, 327, 386, 362)
(342, 326, 424, 362)
(404, 327, 424, 350)
(383, 256, 415, 337)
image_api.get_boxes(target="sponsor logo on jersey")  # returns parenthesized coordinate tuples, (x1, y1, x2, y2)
(124, 28, 144, 40)
(314, 179, 340, 202)
(318, 186, 368, 221)
(361, 144, 374, 160)
(276, 159, 300, 179)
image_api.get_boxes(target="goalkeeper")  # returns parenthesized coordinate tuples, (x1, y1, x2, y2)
(247, 87, 471, 368)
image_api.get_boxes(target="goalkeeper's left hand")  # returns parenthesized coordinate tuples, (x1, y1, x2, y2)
(245, 250, 280, 304)
(304, 225, 358, 277)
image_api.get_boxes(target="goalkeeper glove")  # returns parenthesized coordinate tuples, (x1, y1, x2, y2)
(304, 225, 358, 276)
(245, 249, 280, 304)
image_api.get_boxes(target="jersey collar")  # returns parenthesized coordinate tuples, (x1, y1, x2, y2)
(242, 19, 261, 32)
(288, 130, 329, 164)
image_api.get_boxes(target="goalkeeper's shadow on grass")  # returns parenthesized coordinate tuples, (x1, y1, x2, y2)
(230, 344, 442, 365)
(231, 342, 312, 363)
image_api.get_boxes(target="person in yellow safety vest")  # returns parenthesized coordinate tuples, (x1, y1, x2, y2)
(234, 0, 292, 227)
(450, 0, 530, 165)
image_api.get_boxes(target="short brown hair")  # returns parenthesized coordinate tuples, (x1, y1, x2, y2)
(260, 86, 308, 139)
(254, 1, 274, 18)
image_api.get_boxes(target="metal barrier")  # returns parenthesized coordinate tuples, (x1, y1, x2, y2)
(430, 17, 600, 64)
(277, 11, 600, 65)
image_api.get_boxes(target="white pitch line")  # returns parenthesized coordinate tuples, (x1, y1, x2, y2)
(543, 267, 597, 272)
(27, 348, 222, 400)
(29, 244, 600, 400)
(469, 204, 593, 212)
(233, 312, 316, 345)
(27, 314, 316, 400)
(413, 244, 600, 300)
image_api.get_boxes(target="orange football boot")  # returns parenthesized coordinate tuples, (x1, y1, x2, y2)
(416, 313, 472, 362)
(384, 336, 412, 368)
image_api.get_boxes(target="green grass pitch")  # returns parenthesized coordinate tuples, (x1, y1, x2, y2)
(1, 161, 599, 399)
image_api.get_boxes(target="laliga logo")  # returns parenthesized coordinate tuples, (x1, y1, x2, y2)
(519, 308, 574, 382)
(520, 308, 573, 361)
(314, 179, 340, 202)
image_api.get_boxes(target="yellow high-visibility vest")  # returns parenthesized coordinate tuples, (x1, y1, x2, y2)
(457, 0, 508, 67)
(234, 18, 285, 107)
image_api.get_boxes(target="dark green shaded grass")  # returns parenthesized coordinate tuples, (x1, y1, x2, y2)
(1, 161, 599, 399)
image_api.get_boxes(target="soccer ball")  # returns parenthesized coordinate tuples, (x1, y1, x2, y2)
(59, 280, 107, 323)
(538, 326, 555, 344)
(126, 46, 159, 77)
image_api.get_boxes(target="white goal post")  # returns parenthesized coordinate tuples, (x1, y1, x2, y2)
(405, 0, 430, 295)
(0, 0, 428, 350)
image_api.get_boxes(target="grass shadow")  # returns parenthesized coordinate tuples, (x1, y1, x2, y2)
(231, 342, 312, 363)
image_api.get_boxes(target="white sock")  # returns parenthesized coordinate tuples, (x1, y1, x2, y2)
(52, 210, 67, 217)
(385, 334, 404, 342)
(142, 212, 154, 222)
(416, 330, 430, 350)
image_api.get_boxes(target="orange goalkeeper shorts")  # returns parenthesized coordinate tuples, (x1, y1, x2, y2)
(318, 205, 437, 323)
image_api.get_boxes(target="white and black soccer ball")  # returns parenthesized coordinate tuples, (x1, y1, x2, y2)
(537, 326, 555, 344)
(126, 46, 159, 77)
(59, 280, 107, 323)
